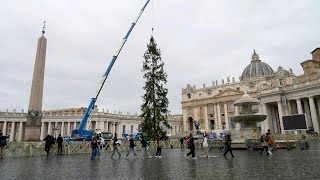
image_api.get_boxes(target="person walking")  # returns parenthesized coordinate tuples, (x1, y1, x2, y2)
(179, 136, 184, 149)
(223, 132, 235, 158)
(0, 133, 7, 159)
(96, 134, 101, 158)
(260, 134, 269, 156)
(185, 132, 197, 159)
(155, 135, 164, 158)
(111, 133, 122, 159)
(43, 134, 54, 157)
(91, 136, 98, 160)
(140, 134, 152, 159)
(266, 129, 275, 155)
(57, 134, 63, 155)
(126, 134, 138, 158)
(201, 133, 209, 158)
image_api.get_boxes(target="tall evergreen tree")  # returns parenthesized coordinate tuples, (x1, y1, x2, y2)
(140, 36, 170, 140)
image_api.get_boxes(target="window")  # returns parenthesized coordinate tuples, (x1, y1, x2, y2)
(236, 87, 240, 91)
(131, 125, 133, 133)
(207, 91, 212, 95)
(187, 94, 191, 99)
(123, 125, 126, 134)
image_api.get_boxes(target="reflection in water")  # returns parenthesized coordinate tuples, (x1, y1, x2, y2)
(187, 160, 197, 179)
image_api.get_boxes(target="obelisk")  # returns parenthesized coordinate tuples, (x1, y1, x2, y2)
(24, 22, 47, 141)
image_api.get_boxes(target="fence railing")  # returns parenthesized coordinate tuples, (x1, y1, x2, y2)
(3, 134, 319, 157)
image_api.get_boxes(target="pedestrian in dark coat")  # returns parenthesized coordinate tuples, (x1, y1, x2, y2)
(57, 134, 63, 155)
(43, 135, 54, 157)
(185, 132, 197, 159)
(223, 132, 235, 158)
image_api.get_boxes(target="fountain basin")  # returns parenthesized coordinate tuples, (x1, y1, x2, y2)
(230, 114, 267, 123)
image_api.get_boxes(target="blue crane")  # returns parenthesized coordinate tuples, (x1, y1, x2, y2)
(71, 0, 151, 141)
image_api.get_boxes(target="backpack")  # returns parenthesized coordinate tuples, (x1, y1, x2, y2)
(186, 138, 191, 148)
(260, 136, 264, 143)
(264, 134, 270, 143)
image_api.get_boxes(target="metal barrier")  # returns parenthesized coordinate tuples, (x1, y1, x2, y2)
(3, 134, 319, 157)
(4, 140, 184, 157)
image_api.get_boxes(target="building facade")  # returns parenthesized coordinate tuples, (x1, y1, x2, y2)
(0, 108, 182, 141)
(182, 48, 320, 134)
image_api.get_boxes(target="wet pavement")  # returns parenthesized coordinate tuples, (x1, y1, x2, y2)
(1, 140, 320, 180)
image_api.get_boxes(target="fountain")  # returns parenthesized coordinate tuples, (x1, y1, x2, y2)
(230, 92, 267, 140)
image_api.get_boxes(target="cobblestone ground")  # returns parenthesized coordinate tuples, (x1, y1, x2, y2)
(0, 140, 320, 180)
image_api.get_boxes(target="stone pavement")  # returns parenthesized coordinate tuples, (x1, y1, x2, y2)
(0, 140, 320, 180)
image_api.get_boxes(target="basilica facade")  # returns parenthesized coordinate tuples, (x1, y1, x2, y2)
(181, 48, 320, 134)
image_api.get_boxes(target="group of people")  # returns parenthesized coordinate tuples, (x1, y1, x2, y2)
(260, 129, 276, 156)
(182, 131, 234, 160)
(43, 134, 63, 157)
(91, 133, 165, 160)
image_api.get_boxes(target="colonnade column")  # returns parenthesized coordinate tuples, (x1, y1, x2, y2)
(67, 122, 71, 136)
(9, 122, 15, 142)
(106, 121, 109, 132)
(262, 103, 270, 132)
(2, 121, 7, 135)
(61, 122, 65, 136)
(224, 103, 229, 130)
(18, 122, 23, 141)
(277, 101, 285, 134)
(308, 97, 319, 133)
(217, 103, 222, 130)
(73, 121, 77, 130)
(204, 105, 209, 130)
(40, 122, 45, 140)
(48, 122, 52, 135)
(296, 99, 303, 114)
(214, 104, 218, 130)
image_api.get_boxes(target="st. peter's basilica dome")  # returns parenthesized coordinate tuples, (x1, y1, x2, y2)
(241, 50, 274, 80)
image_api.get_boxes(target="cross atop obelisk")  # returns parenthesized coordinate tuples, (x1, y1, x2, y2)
(24, 21, 48, 141)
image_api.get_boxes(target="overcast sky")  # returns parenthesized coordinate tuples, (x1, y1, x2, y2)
(0, 0, 319, 115)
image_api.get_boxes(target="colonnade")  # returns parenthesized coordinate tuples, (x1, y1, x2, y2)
(262, 96, 320, 134)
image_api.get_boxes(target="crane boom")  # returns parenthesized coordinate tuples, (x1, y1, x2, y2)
(73, 0, 151, 139)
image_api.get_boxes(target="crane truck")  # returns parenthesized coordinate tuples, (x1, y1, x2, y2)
(70, 0, 151, 141)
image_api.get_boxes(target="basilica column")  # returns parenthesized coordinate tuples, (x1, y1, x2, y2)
(214, 104, 218, 130)
(217, 103, 222, 130)
(303, 99, 312, 128)
(317, 99, 320, 118)
(262, 103, 270, 132)
(40, 122, 45, 140)
(204, 105, 209, 130)
(309, 97, 319, 133)
(18, 122, 24, 141)
(234, 106, 241, 130)
(2, 121, 7, 135)
(182, 108, 187, 132)
(224, 103, 229, 130)
(277, 101, 285, 134)
(296, 99, 303, 114)
(9, 122, 15, 142)
(67, 122, 71, 136)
